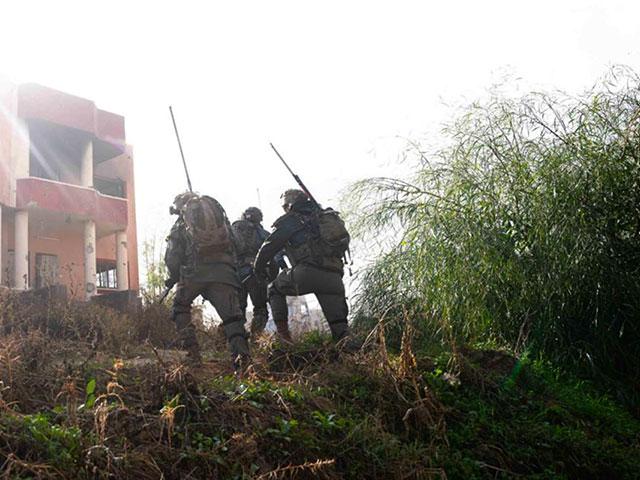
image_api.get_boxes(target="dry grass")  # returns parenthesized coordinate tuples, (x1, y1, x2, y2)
(1, 289, 636, 479)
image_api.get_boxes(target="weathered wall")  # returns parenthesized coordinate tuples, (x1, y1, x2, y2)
(0, 83, 16, 207)
(95, 148, 139, 291)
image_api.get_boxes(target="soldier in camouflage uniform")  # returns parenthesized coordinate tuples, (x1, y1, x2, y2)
(253, 189, 352, 344)
(164, 192, 250, 367)
(231, 207, 281, 336)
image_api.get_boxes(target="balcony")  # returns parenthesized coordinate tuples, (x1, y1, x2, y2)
(16, 177, 128, 232)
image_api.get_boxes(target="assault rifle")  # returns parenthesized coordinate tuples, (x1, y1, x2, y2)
(269, 143, 353, 275)
(269, 143, 321, 209)
(158, 281, 175, 304)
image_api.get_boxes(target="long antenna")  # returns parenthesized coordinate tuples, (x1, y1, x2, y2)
(256, 188, 263, 210)
(269, 142, 320, 208)
(169, 106, 193, 192)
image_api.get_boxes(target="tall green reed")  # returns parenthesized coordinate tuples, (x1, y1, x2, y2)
(346, 67, 640, 381)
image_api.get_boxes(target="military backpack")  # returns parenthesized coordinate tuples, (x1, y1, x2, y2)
(182, 195, 233, 258)
(232, 219, 266, 260)
(307, 208, 351, 260)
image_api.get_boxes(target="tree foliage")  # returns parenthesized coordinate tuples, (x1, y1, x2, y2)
(140, 237, 173, 305)
(347, 67, 640, 382)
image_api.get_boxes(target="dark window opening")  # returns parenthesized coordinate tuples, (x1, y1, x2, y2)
(97, 260, 117, 289)
(94, 176, 126, 198)
(30, 155, 62, 181)
(28, 119, 86, 183)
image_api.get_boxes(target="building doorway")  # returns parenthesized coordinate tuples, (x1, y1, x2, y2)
(35, 253, 59, 288)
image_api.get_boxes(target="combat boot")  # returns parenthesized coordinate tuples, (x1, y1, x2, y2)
(250, 310, 268, 338)
(329, 320, 361, 353)
(274, 319, 293, 344)
(223, 317, 251, 357)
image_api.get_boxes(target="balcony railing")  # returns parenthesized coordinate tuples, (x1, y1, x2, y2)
(16, 177, 128, 227)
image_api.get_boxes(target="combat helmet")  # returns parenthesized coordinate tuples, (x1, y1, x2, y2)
(170, 191, 198, 215)
(280, 189, 308, 212)
(242, 206, 263, 224)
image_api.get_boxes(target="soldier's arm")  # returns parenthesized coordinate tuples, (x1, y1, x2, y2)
(164, 222, 185, 282)
(273, 250, 288, 270)
(254, 217, 298, 273)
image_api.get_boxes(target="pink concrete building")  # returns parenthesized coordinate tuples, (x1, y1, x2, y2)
(0, 83, 139, 299)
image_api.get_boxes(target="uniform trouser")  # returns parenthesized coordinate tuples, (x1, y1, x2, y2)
(239, 275, 269, 333)
(172, 281, 250, 357)
(268, 264, 350, 340)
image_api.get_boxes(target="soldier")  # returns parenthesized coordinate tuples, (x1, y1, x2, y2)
(231, 207, 272, 336)
(253, 189, 354, 345)
(164, 192, 250, 369)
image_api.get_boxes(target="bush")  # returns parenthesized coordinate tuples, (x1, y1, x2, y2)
(347, 66, 640, 385)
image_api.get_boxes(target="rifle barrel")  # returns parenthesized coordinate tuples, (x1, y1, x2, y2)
(269, 143, 296, 176)
(169, 106, 193, 193)
(269, 143, 321, 208)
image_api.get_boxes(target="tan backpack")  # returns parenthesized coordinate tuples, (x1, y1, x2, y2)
(182, 195, 232, 257)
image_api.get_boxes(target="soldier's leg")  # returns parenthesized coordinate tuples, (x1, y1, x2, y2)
(268, 268, 303, 342)
(247, 276, 269, 335)
(316, 292, 350, 340)
(291, 265, 352, 342)
(172, 282, 203, 360)
(203, 283, 250, 359)
(238, 282, 249, 317)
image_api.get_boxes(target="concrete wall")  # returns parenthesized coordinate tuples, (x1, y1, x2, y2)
(3, 217, 85, 294)
(1, 82, 139, 296)
(0, 84, 17, 207)
(95, 148, 139, 291)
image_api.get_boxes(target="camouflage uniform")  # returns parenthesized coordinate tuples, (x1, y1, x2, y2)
(165, 193, 250, 365)
(232, 207, 271, 335)
(253, 190, 351, 342)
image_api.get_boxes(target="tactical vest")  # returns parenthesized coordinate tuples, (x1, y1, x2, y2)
(284, 211, 344, 272)
(232, 219, 268, 266)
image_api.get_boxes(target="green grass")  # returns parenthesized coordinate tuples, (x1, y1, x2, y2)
(0, 332, 638, 479)
(437, 357, 640, 479)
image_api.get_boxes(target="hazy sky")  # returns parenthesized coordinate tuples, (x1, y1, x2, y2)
(2, 0, 640, 260)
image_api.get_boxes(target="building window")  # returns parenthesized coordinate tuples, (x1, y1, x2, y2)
(30, 153, 62, 181)
(35, 253, 59, 289)
(97, 260, 117, 289)
(94, 176, 126, 198)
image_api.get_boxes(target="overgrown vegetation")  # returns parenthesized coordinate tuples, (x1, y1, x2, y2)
(2, 68, 640, 478)
(0, 292, 638, 478)
(140, 238, 173, 305)
(347, 67, 640, 403)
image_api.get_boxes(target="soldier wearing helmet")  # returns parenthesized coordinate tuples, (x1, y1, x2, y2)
(253, 189, 355, 347)
(169, 191, 198, 215)
(164, 192, 251, 370)
(231, 206, 283, 336)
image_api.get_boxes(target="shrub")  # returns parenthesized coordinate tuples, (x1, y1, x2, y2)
(347, 66, 640, 385)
